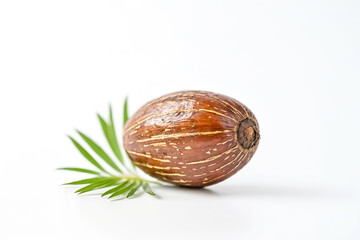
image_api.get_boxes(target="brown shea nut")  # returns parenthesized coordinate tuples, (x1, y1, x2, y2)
(123, 91, 260, 187)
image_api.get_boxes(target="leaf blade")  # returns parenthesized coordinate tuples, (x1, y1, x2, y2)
(123, 97, 129, 127)
(98, 113, 125, 166)
(63, 177, 106, 185)
(109, 182, 136, 199)
(76, 179, 119, 194)
(68, 136, 107, 173)
(101, 181, 129, 197)
(57, 167, 100, 175)
(126, 182, 141, 198)
(98, 114, 111, 144)
(122, 98, 137, 170)
(108, 105, 125, 165)
(77, 131, 122, 173)
(142, 182, 156, 196)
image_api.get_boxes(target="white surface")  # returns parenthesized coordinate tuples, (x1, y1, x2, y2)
(0, 1, 359, 239)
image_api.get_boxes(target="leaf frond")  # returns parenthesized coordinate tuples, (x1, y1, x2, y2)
(109, 181, 136, 199)
(123, 97, 129, 127)
(97, 112, 125, 166)
(108, 105, 125, 165)
(122, 98, 137, 170)
(68, 136, 108, 174)
(126, 182, 141, 198)
(101, 181, 129, 197)
(142, 182, 156, 196)
(57, 168, 100, 175)
(59, 102, 161, 200)
(76, 130, 122, 173)
(63, 177, 107, 185)
(76, 178, 119, 194)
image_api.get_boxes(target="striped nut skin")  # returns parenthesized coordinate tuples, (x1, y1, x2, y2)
(123, 90, 260, 187)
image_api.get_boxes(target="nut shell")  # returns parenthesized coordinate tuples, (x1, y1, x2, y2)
(123, 91, 260, 187)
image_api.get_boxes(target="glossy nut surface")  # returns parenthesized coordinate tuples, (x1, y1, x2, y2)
(123, 91, 260, 187)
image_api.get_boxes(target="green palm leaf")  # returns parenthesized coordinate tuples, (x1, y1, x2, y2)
(126, 182, 141, 198)
(108, 105, 125, 165)
(59, 102, 161, 200)
(76, 130, 122, 173)
(97, 113, 125, 166)
(123, 97, 129, 127)
(109, 181, 136, 199)
(142, 182, 156, 196)
(68, 136, 107, 173)
(76, 178, 119, 194)
(122, 98, 137, 170)
(63, 177, 107, 185)
(57, 168, 100, 175)
(101, 181, 129, 197)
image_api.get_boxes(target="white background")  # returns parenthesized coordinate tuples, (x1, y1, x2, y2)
(0, 1, 359, 239)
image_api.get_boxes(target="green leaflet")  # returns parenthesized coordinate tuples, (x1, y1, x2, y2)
(59, 103, 161, 200)
(97, 112, 125, 166)
(57, 168, 100, 175)
(76, 178, 119, 194)
(68, 136, 108, 173)
(63, 177, 107, 185)
(109, 105, 125, 165)
(126, 182, 141, 198)
(122, 98, 137, 170)
(142, 182, 156, 196)
(123, 97, 129, 127)
(76, 130, 122, 173)
(101, 181, 130, 197)
(109, 182, 137, 199)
